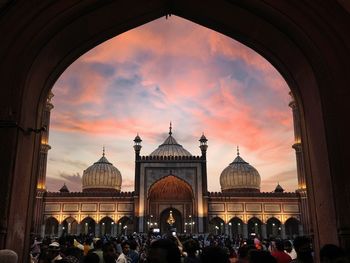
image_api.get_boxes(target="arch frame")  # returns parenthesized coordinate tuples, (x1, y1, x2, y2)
(0, 1, 349, 261)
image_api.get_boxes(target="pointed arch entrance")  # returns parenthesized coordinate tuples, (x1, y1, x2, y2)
(147, 175, 194, 233)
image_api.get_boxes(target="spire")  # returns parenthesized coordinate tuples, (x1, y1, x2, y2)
(237, 145, 240, 156)
(102, 145, 105, 157)
(169, 122, 172, 136)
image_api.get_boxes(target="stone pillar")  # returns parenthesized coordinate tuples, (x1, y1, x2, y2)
(77, 224, 81, 235)
(298, 224, 304, 236)
(281, 224, 286, 239)
(243, 223, 248, 239)
(225, 223, 229, 236)
(41, 224, 45, 238)
(289, 94, 312, 236)
(33, 92, 54, 236)
(95, 224, 100, 237)
(58, 224, 63, 237)
(261, 224, 267, 239)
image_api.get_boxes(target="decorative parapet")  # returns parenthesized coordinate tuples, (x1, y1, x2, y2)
(139, 155, 203, 161)
(208, 191, 298, 198)
(45, 191, 134, 198)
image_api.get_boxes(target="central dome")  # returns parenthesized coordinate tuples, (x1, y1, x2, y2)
(82, 150, 122, 192)
(220, 149, 261, 192)
(149, 124, 192, 157)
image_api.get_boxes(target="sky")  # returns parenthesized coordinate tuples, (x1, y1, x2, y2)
(46, 16, 297, 193)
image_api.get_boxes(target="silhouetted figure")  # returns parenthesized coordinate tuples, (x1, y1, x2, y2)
(147, 239, 181, 263)
(271, 240, 292, 263)
(249, 250, 277, 263)
(201, 246, 230, 263)
(291, 236, 313, 263)
(183, 239, 200, 263)
(320, 244, 347, 263)
(84, 252, 100, 263)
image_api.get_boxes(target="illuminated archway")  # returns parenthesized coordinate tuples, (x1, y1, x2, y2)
(148, 175, 194, 201)
(209, 217, 225, 235)
(81, 217, 96, 236)
(266, 217, 281, 238)
(62, 217, 78, 235)
(228, 217, 244, 238)
(248, 217, 262, 238)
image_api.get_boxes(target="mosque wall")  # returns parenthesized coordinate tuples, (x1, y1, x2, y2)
(207, 197, 300, 224)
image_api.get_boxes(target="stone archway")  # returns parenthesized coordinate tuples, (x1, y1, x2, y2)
(44, 217, 59, 237)
(81, 217, 96, 236)
(100, 217, 114, 236)
(62, 217, 78, 236)
(266, 217, 281, 238)
(285, 217, 300, 239)
(147, 175, 194, 232)
(248, 217, 262, 238)
(1, 2, 349, 261)
(228, 217, 244, 238)
(209, 217, 225, 235)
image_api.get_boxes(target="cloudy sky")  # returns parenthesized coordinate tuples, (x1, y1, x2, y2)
(46, 16, 297, 193)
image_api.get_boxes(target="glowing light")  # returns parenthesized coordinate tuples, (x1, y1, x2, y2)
(37, 183, 45, 190)
(228, 222, 232, 226)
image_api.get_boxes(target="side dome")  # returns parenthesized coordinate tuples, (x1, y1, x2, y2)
(82, 150, 122, 192)
(220, 149, 261, 192)
(149, 123, 192, 157)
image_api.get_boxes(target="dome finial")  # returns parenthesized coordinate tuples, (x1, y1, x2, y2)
(169, 122, 172, 135)
(102, 145, 105, 157)
(237, 145, 240, 156)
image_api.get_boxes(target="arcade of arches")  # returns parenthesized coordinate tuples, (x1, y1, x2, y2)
(1, 1, 350, 262)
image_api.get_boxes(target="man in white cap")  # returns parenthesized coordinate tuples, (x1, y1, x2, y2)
(48, 241, 62, 262)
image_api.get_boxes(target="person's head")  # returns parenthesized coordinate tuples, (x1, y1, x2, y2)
(94, 239, 103, 250)
(0, 250, 18, 263)
(248, 250, 277, 263)
(183, 239, 199, 256)
(293, 236, 313, 261)
(130, 240, 138, 251)
(84, 252, 100, 263)
(284, 240, 293, 253)
(121, 241, 130, 255)
(275, 240, 285, 252)
(201, 246, 229, 263)
(238, 245, 256, 261)
(147, 239, 181, 263)
(320, 244, 345, 263)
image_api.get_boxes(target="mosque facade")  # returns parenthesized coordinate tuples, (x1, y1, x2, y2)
(33, 93, 307, 240)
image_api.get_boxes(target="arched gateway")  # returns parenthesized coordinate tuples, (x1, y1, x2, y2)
(135, 126, 206, 233)
(148, 176, 194, 234)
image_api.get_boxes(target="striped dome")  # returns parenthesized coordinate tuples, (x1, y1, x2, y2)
(82, 153, 122, 192)
(220, 153, 261, 192)
(150, 124, 192, 157)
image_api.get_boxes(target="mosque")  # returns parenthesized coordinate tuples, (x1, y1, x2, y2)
(33, 92, 308, 240)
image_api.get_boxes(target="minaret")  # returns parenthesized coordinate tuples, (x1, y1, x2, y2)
(199, 133, 208, 232)
(33, 90, 54, 236)
(133, 133, 142, 232)
(289, 92, 311, 236)
(199, 133, 208, 194)
(133, 133, 142, 193)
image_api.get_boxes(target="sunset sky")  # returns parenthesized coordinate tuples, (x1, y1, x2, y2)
(46, 16, 297, 193)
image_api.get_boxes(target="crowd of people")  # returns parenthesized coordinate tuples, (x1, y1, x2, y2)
(16, 232, 347, 263)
